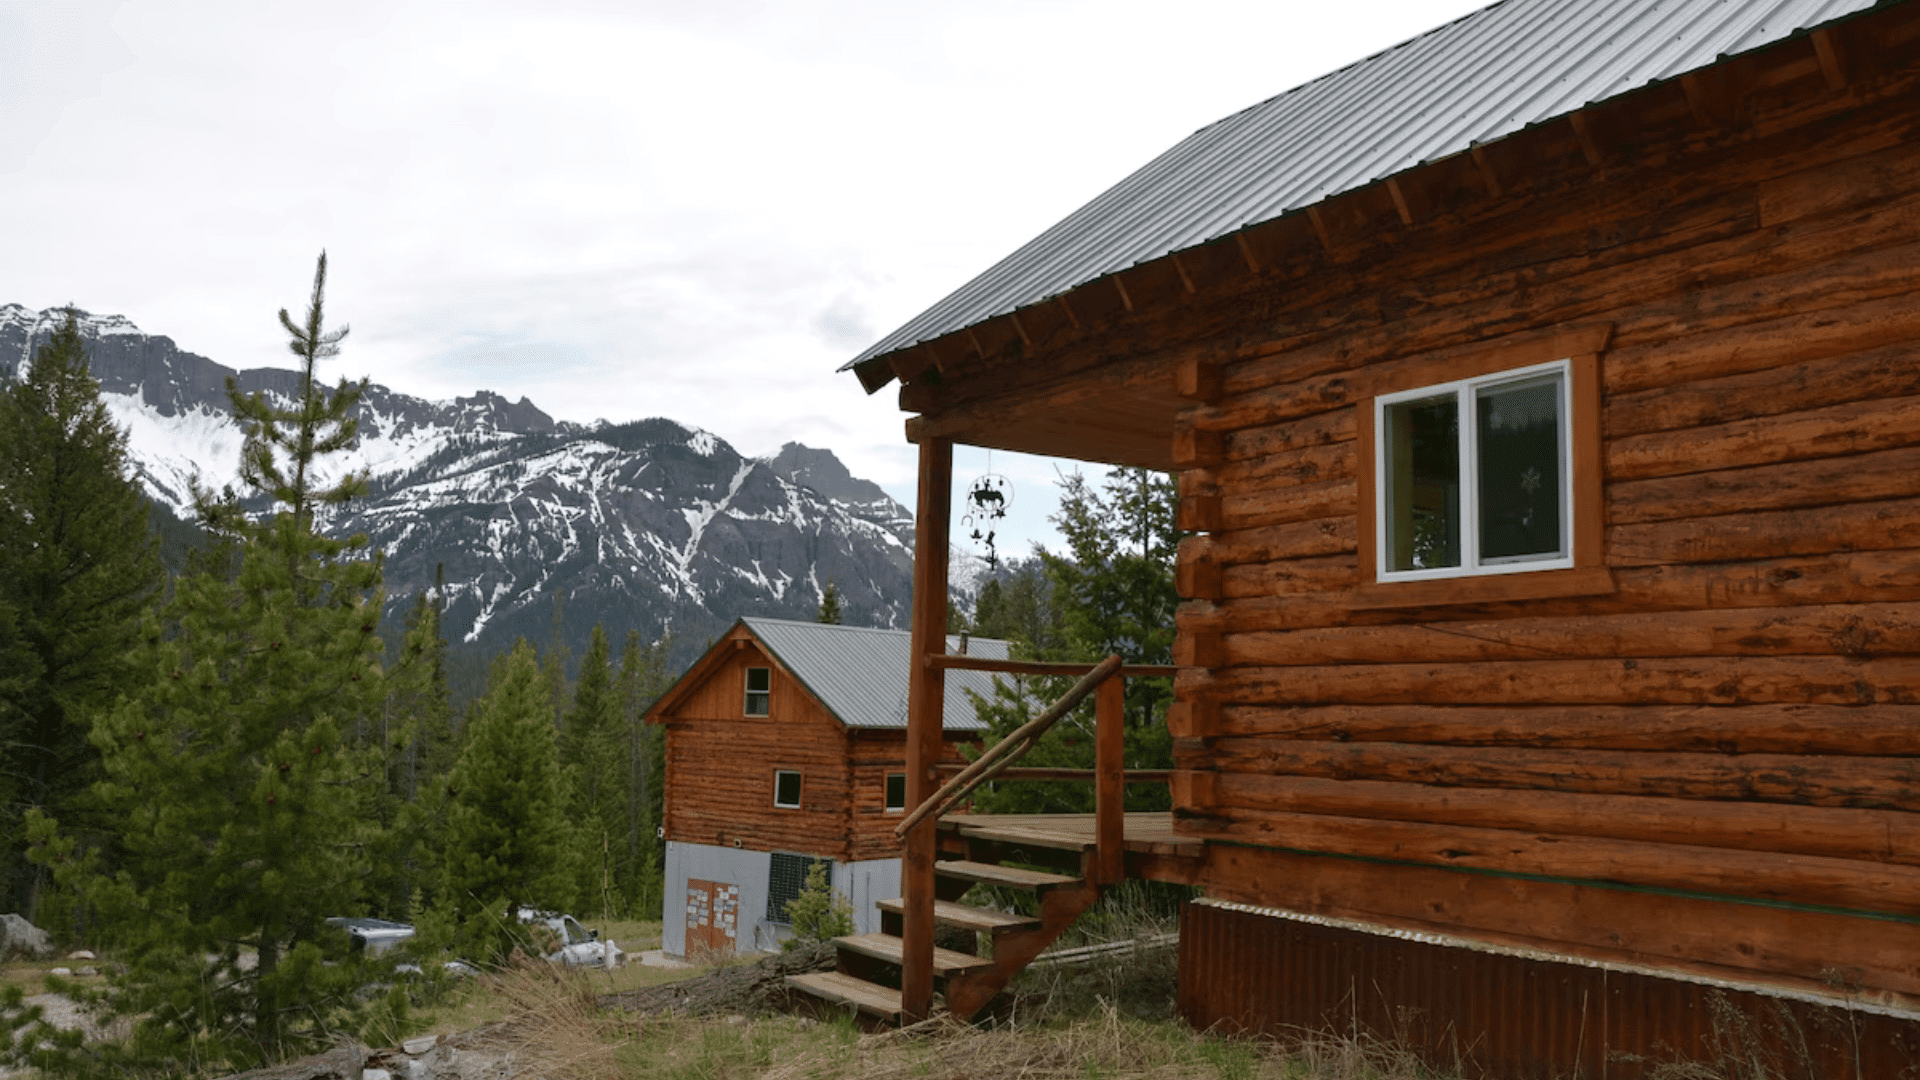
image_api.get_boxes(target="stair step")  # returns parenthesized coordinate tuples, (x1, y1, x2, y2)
(786, 971, 905, 1020)
(835, 932, 995, 976)
(935, 859, 1082, 892)
(875, 898, 1042, 935)
(953, 822, 1096, 853)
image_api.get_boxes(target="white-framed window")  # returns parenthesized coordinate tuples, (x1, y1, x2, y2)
(744, 667, 771, 716)
(773, 769, 802, 809)
(884, 772, 906, 813)
(1374, 358, 1572, 581)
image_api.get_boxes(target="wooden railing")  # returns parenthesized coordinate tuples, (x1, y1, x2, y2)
(896, 651, 1176, 885)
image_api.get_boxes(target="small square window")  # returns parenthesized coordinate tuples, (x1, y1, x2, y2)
(744, 667, 771, 716)
(773, 769, 802, 809)
(1376, 360, 1572, 580)
(884, 773, 906, 812)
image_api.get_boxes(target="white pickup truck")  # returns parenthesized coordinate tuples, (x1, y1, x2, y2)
(518, 910, 626, 968)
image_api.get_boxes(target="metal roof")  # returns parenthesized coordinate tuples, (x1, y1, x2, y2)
(742, 617, 1011, 731)
(846, 0, 1880, 375)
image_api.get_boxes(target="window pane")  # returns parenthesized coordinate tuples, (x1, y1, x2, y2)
(745, 667, 771, 716)
(1476, 375, 1564, 562)
(1384, 394, 1460, 571)
(774, 770, 801, 807)
(885, 773, 905, 811)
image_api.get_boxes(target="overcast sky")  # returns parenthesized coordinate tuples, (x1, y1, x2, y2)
(3, 0, 1487, 556)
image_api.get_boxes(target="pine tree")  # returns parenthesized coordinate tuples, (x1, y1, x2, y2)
(968, 469, 1180, 816)
(23, 256, 396, 1073)
(562, 624, 622, 917)
(0, 308, 163, 916)
(815, 580, 843, 624)
(616, 630, 671, 917)
(437, 638, 575, 963)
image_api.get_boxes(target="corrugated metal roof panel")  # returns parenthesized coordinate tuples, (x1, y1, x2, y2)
(846, 0, 1879, 373)
(742, 616, 1009, 731)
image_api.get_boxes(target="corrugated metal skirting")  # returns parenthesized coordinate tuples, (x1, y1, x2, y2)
(1178, 901, 1920, 1079)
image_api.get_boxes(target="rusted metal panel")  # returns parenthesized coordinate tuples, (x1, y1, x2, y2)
(1179, 899, 1920, 1079)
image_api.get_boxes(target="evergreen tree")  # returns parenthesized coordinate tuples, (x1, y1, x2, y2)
(967, 469, 1180, 815)
(616, 630, 671, 918)
(22, 255, 396, 1073)
(815, 580, 843, 624)
(437, 638, 575, 962)
(562, 624, 623, 917)
(0, 308, 163, 916)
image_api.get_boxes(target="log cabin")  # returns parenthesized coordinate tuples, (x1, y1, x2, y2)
(646, 617, 1004, 957)
(807, 0, 1920, 1074)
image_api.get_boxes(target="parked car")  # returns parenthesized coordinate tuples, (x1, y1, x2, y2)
(325, 916, 476, 976)
(516, 909, 625, 968)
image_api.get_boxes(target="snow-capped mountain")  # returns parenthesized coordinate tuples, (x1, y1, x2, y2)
(0, 303, 929, 661)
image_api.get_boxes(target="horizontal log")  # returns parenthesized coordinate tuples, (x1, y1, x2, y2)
(1216, 478, 1355, 531)
(1609, 444, 1920, 525)
(1185, 655, 1920, 708)
(1199, 737, 1920, 810)
(1180, 550, 1920, 634)
(1188, 806, 1920, 917)
(1218, 408, 1353, 464)
(1606, 314, 1920, 437)
(1203, 517, 1355, 565)
(1210, 439, 1355, 489)
(1201, 843, 1920, 1000)
(1193, 219, 1920, 435)
(1204, 702, 1920, 755)
(1223, 602, 1920, 666)
(1207, 773, 1920, 865)
(1607, 393, 1920, 482)
(1608, 495, 1920, 566)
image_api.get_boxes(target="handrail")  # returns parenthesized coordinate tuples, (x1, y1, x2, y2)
(929, 655, 1178, 679)
(893, 654, 1123, 838)
(934, 766, 1172, 783)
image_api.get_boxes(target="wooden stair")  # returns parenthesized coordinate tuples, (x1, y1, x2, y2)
(786, 831, 1104, 1022)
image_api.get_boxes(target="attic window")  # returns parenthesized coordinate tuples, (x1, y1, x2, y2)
(884, 773, 906, 812)
(773, 769, 802, 809)
(744, 667, 771, 716)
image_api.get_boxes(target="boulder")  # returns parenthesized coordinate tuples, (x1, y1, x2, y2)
(1, 913, 53, 960)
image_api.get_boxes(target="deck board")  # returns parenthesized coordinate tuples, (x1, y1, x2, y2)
(940, 811, 1202, 859)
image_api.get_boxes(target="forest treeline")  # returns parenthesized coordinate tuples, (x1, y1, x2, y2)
(0, 257, 673, 1076)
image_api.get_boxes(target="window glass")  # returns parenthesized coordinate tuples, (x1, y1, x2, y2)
(766, 852, 830, 924)
(1376, 360, 1570, 579)
(1476, 375, 1564, 562)
(744, 667, 771, 716)
(773, 769, 801, 808)
(1383, 393, 1459, 572)
(884, 772, 906, 812)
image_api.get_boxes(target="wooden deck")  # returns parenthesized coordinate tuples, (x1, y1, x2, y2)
(940, 811, 1203, 860)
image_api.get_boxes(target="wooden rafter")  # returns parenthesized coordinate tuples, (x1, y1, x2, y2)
(1112, 274, 1136, 313)
(1811, 27, 1849, 91)
(1234, 232, 1262, 274)
(1055, 294, 1082, 330)
(1470, 143, 1503, 197)
(1008, 310, 1035, 349)
(1305, 205, 1336, 255)
(1170, 252, 1198, 294)
(1385, 178, 1418, 227)
(965, 327, 988, 359)
(1570, 110, 1606, 167)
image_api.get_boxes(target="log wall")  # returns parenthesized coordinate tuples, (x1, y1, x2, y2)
(658, 631, 976, 864)
(1164, 53, 1920, 1004)
(661, 640, 855, 859)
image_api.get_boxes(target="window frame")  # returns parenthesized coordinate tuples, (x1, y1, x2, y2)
(743, 666, 771, 717)
(1353, 327, 1613, 609)
(772, 769, 802, 809)
(1373, 358, 1574, 582)
(883, 772, 906, 813)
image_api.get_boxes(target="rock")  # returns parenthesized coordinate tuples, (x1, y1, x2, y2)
(49, 966, 71, 976)
(1, 913, 53, 960)
(67, 949, 95, 960)
(76, 966, 97, 976)
(400, 1034, 436, 1055)
(360, 1070, 391, 1080)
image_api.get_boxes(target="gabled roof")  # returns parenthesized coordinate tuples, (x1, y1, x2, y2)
(844, 0, 1881, 386)
(745, 617, 1003, 731)
(649, 617, 1011, 731)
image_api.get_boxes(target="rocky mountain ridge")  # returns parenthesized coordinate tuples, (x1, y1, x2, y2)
(0, 303, 931, 663)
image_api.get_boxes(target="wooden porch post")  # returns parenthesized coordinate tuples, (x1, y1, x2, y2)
(902, 435, 952, 1021)
(1094, 673, 1125, 885)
